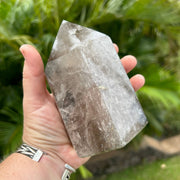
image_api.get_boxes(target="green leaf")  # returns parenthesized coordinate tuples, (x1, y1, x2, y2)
(79, 165, 93, 178)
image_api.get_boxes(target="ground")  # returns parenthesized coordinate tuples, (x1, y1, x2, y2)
(92, 155, 180, 180)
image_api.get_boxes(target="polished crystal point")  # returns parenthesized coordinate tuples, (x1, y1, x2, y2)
(45, 20, 147, 157)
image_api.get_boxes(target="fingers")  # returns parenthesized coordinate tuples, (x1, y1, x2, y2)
(130, 74, 145, 91)
(113, 43, 119, 53)
(20, 44, 47, 101)
(119, 55, 145, 91)
(113, 44, 137, 74)
(121, 55, 137, 73)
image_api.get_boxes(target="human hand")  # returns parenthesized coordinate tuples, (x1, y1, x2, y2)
(20, 44, 145, 173)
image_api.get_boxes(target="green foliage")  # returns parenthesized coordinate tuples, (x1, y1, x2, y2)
(0, 105, 23, 156)
(0, 0, 180, 178)
(71, 165, 93, 180)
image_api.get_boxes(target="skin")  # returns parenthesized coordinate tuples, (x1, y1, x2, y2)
(0, 44, 145, 179)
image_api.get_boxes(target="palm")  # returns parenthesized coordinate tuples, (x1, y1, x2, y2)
(21, 44, 144, 168)
(23, 91, 89, 168)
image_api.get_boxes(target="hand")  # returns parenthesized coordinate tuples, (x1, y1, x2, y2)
(20, 44, 145, 171)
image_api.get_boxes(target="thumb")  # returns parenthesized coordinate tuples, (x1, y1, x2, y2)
(20, 44, 47, 102)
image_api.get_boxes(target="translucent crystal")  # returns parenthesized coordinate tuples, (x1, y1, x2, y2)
(45, 20, 147, 157)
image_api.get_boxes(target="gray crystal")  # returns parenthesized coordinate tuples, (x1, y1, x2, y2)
(45, 20, 147, 157)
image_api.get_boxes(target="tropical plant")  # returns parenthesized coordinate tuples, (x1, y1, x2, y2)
(0, 0, 180, 178)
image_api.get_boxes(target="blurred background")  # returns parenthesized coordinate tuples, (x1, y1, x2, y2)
(0, 0, 180, 179)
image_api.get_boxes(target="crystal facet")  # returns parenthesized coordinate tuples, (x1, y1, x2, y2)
(45, 20, 147, 157)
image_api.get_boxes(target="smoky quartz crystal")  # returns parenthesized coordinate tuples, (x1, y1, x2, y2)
(45, 20, 147, 157)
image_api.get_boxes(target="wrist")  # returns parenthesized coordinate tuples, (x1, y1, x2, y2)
(16, 142, 76, 179)
(40, 153, 66, 179)
(0, 153, 65, 180)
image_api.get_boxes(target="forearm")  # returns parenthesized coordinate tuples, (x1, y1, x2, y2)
(0, 153, 65, 180)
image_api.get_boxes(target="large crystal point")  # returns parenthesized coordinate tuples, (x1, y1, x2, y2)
(45, 20, 147, 157)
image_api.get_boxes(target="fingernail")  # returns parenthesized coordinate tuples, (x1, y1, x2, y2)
(19, 45, 27, 59)
(137, 74, 145, 85)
